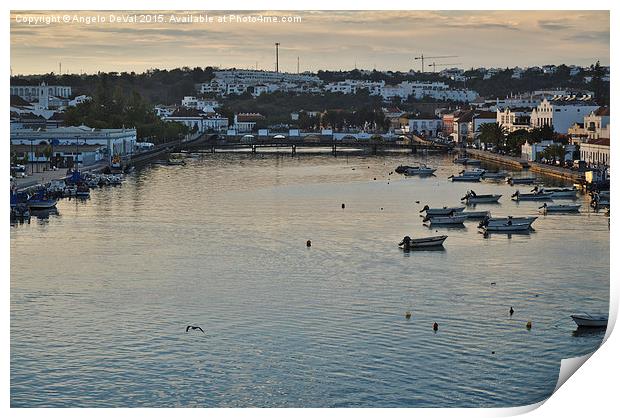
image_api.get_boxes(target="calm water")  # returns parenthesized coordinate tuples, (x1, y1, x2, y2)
(11, 152, 609, 407)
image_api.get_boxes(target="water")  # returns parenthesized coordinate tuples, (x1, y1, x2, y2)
(10, 152, 609, 407)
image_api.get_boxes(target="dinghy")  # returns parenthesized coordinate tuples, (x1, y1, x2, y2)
(483, 221, 531, 232)
(571, 313, 608, 328)
(399, 235, 448, 249)
(507, 177, 537, 185)
(511, 190, 553, 201)
(419, 205, 466, 217)
(532, 186, 577, 199)
(404, 165, 436, 176)
(424, 214, 468, 225)
(449, 175, 481, 182)
(479, 216, 537, 228)
(539, 203, 581, 213)
(461, 190, 501, 204)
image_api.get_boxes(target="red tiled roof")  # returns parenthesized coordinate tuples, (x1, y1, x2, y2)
(595, 106, 610, 116)
(587, 138, 610, 146)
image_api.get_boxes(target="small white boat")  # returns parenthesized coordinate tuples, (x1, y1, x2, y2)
(420, 205, 466, 216)
(482, 171, 508, 180)
(539, 203, 581, 213)
(404, 165, 436, 176)
(449, 175, 481, 182)
(479, 216, 538, 228)
(508, 177, 537, 185)
(425, 214, 468, 225)
(461, 191, 501, 204)
(484, 222, 531, 232)
(571, 313, 608, 327)
(460, 168, 485, 177)
(511, 190, 553, 201)
(399, 235, 447, 249)
(462, 210, 490, 219)
(532, 186, 577, 199)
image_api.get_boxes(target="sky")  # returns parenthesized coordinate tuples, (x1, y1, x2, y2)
(10, 10, 610, 75)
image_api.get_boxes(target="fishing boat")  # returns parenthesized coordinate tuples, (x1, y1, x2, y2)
(404, 165, 437, 176)
(399, 235, 447, 249)
(507, 177, 537, 185)
(539, 203, 581, 213)
(461, 190, 501, 204)
(424, 214, 468, 225)
(27, 191, 57, 209)
(419, 205, 466, 217)
(449, 175, 481, 182)
(463, 159, 481, 165)
(453, 157, 469, 164)
(571, 313, 608, 328)
(532, 186, 577, 199)
(511, 190, 553, 201)
(460, 168, 485, 176)
(462, 210, 490, 219)
(479, 216, 538, 228)
(482, 171, 508, 180)
(483, 221, 531, 232)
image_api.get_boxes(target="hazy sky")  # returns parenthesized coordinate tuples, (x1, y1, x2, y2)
(10, 10, 610, 75)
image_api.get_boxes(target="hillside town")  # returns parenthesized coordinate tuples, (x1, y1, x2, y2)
(10, 64, 610, 180)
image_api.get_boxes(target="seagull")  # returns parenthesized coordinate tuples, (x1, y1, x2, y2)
(186, 325, 205, 333)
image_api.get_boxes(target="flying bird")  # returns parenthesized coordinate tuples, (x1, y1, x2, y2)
(186, 325, 205, 333)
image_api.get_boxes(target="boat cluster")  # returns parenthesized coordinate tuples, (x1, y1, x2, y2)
(10, 170, 125, 224)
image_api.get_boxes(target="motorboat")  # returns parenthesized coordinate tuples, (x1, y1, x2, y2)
(453, 157, 469, 164)
(462, 210, 490, 219)
(461, 191, 501, 204)
(449, 175, 481, 182)
(571, 313, 608, 328)
(511, 190, 553, 201)
(399, 235, 447, 249)
(483, 221, 531, 232)
(460, 168, 485, 177)
(27, 191, 58, 209)
(404, 165, 437, 176)
(479, 216, 537, 228)
(419, 205, 466, 217)
(507, 177, 537, 185)
(539, 203, 581, 213)
(532, 186, 577, 199)
(482, 171, 508, 180)
(424, 214, 468, 225)
(463, 159, 481, 165)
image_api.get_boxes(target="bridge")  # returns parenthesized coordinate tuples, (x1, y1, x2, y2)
(180, 133, 451, 156)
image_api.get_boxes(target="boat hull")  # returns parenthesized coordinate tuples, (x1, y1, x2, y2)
(450, 176, 481, 182)
(484, 223, 531, 232)
(429, 215, 467, 225)
(27, 200, 58, 209)
(464, 195, 501, 204)
(424, 207, 466, 216)
(571, 315, 608, 327)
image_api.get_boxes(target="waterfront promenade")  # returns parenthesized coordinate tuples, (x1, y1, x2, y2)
(465, 148, 584, 182)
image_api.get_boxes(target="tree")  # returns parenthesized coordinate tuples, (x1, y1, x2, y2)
(477, 123, 506, 149)
(529, 124, 555, 143)
(504, 129, 529, 156)
(590, 60, 609, 105)
(540, 143, 566, 164)
(42, 144, 53, 169)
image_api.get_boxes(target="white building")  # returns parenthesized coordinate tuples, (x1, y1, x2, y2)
(496, 107, 531, 132)
(530, 97, 599, 134)
(234, 113, 265, 133)
(10, 82, 72, 102)
(10, 125, 137, 163)
(583, 107, 610, 140)
(521, 140, 575, 162)
(580, 138, 610, 166)
(408, 116, 443, 137)
(68, 95, 91, 107)
(163, 108, 228, 133)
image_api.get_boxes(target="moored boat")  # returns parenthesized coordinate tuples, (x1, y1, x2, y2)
(479, 216, 537, 228)
(399, 235, 448, 249)
(462, 210, 490, 219)
(419, 205, 466, 217)
(449, 175, 481, 182)
(461, 190, 501, 204)
(539, 203, 581, 213)
(532, 186, 577, 199)
(571, 313, 608, 328)
(507, 177, 537, 185)
(404, 165, 436, 176)
(27, 191, 58, 209)
(424, 214, 468, 225)
(483, 221, 531, 232)
(482, 171, 508, 180)
(511, 190, 553, 201)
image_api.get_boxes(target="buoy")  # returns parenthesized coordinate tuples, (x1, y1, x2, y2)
(341, 203, 345, 209)
(491, 282, 496, 285)
(526, 321, 532, 329)
(433, 322, 439, 331)
(380, 207, 384, 211)
(415, 201, 420, 204)
(492, 351, 495, 354)
(509, 307, 514, 316)
(306, 240, 312, 247)
(374, 178, 377, 180)
(405, 311, 412, 319)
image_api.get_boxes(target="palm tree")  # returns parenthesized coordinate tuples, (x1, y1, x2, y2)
(477, 123, 506, 150)
(42, 145, 53, 170)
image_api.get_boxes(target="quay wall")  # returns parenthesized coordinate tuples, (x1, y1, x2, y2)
(464, 149, 583, 182)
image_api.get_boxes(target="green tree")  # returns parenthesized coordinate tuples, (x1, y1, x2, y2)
(477, 123, 506, 149)
(504, 129, 530, 156)
(540, 143, 566, 163)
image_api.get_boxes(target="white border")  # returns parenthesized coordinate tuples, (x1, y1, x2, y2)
(3, 1, 616, 417)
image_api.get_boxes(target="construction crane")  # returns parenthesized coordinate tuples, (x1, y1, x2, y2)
(428, 62, 462, 73)
(414, 54, 457, 72)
